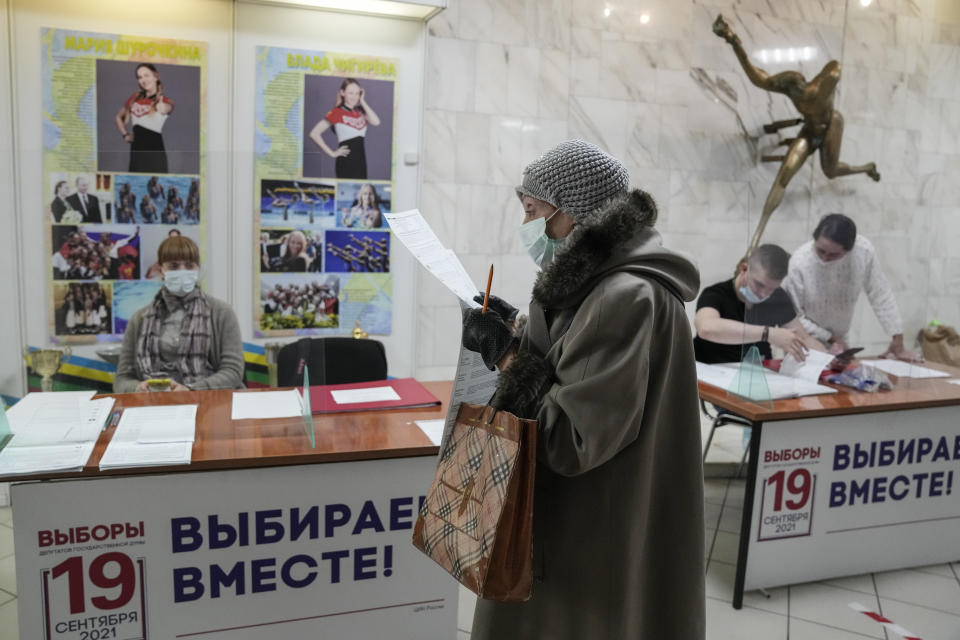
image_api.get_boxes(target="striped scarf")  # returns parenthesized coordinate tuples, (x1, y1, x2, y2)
(136, 287, 212, 384)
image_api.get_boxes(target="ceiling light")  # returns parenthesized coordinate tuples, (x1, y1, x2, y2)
(242, 0, 446, 20)
(640, 13, 650, 24)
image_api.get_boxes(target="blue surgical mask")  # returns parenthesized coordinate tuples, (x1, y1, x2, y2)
(738, 285, 769, 305)
(519, 208, 564, 268)
(164, 269, 199, 297)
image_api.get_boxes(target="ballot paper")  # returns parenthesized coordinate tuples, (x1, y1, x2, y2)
(6, 396, 114, 447)
(331, 386, 401, 404)
(115, 405, 198, 444)
(439, 342, 500, 455)
(99, 405, 196, 469)
(99, 441, 192, 470)
(414, 419, 445, 446)
(0, 441, 97, 475)
(696, 361, 837, 400)
(231, 389, 303, 420)
(383, 209, 481, 306)
(779, 350, 836, 383)
(5, 390, 97, 424)
(860, 360, 951, 379)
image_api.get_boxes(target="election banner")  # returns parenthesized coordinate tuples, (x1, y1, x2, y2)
(12, 457, 457, 639)
(254, 46, 396, 337)
(743, 406, 960, 590)
(42, 28, 207, 343)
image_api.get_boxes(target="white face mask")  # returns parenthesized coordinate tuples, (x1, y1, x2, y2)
(738, 285, 769, 305)
(518, 208, 564, 268)
(163, 269, 199, 297)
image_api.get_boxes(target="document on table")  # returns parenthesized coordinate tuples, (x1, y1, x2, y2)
(331, 386, 401, 404)
(6, 397, 114, 446)
(696, 362, 837, 400)
(779, 350, 836, 383)
(99, 441, 192, 470)
(115, 405, 198, 444)
(860, 360, 951, 379)
(5, 391, 96, 421)
(231, 389, 303, 419)
(99, 405, 196, 469)
(383, 209, 480, 306)
(414, 419, 445, 446)
(0, 441, 97, 475)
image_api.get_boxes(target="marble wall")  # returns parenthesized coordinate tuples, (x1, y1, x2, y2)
(415, 0, 960, 379)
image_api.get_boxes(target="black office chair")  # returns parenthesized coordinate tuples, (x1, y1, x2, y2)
(276, 337, 388, 387)
(701, 399, 754, 478)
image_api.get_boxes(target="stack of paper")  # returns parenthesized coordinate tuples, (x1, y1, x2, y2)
(100, 405, 197, 470)
(860, 360, 951, 379)
(696, 361, 838, 400)
(231, 389, 304, 420)
(0, 392, 114, 476)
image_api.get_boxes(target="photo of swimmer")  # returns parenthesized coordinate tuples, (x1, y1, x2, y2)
(324, 230, 389, 273)
(259, 274, 340, 331)
(259, 179, 335, 227)
(113, 174, 200, 225)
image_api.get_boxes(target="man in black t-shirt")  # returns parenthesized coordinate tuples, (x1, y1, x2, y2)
(694, 244, 825, 363)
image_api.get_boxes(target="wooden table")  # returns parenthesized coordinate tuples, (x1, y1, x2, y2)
(0, 380, 453, 483)
(699, 362, 960, 609)
(6, 381, 459, 640)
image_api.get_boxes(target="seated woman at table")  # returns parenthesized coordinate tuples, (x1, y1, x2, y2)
(114, 236, 244, 392)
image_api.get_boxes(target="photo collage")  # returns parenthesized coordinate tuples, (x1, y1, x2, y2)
(44, 32, 206, 341)
(255, 48, 397, 335)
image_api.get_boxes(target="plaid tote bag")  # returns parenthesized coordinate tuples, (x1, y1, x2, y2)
(412, 402, 537, 601)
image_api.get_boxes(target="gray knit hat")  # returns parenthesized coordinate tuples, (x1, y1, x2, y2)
(515, 140, 630, 221)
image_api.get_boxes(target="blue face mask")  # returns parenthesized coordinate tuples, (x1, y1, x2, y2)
(738, 285, 769, 305)
(518, 208, 564, 268)
(163, 269, 199, 297)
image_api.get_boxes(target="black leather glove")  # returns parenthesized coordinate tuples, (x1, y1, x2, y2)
(472, 293, 519, 323)
(462, 308, 516, 370)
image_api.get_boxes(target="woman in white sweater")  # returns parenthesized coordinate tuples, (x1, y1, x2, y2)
(782, 213, 919, 361)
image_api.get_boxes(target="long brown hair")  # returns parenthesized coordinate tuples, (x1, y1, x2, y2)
(332, 78, 366, 114)
(135, 63, 162, 102)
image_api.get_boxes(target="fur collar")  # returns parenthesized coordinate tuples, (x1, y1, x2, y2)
(532, 189, 658, 308)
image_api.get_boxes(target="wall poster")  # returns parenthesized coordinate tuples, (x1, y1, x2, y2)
(254, 46, 396, 337)
(42, 28, 207, 343)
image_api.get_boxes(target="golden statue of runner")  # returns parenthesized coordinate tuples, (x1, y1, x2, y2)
(713, 15, 880, 252)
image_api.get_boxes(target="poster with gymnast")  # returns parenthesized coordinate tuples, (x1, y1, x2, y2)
(253, 46, 397, 337)
(42, 28, 208, 342)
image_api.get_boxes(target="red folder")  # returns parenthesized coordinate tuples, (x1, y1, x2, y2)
(304, 378, 441, 414)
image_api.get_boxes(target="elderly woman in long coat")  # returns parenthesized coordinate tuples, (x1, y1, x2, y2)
(463, 140, 706, 639)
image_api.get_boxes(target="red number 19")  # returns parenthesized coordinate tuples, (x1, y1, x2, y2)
(51, 553, 136, 615)
(766, 469, 813, 512)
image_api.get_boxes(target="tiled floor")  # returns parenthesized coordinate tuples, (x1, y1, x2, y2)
(2, 478, 959, 639)
(456, 476, 960, 640)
